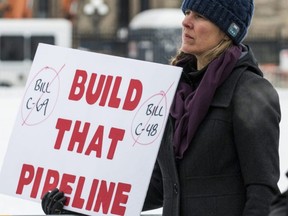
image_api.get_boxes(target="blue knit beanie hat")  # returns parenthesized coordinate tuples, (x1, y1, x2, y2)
(181, 0, 254, 44)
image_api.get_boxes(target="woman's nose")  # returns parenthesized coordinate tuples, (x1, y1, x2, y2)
(182, 15, 193, 29)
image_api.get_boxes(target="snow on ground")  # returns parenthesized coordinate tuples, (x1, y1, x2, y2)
(0, 86, 287, 215)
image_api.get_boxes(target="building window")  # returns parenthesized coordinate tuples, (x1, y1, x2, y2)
(0, 36, 25, 61)
(30, 35, 55, 60)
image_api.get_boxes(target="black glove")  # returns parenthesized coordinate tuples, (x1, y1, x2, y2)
(42, 188, 87, 215)
(41, 188, 66, 214)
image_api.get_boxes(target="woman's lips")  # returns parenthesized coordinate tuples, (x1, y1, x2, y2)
(184, 33, 193, 40)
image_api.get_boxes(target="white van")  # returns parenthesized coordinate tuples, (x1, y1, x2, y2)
(128, 8, 183, 64)
(0, 18, 72, 86)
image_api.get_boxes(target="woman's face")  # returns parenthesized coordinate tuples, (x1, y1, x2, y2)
(180, 10, 226, 57)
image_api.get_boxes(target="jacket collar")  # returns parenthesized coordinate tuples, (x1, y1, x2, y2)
(211, 66, 246, 107)
(211, 44, 263, 108)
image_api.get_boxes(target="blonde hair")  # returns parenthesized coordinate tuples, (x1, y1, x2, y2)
(170, 39, 233, 68)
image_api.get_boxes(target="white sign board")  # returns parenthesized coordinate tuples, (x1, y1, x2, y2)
(0, 44, 182, 215)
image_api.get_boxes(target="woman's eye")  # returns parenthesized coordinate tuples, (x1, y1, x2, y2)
(195, 14, 204, 19)
(184, 10, 191, 16)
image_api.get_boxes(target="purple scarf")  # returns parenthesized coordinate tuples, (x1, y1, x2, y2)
(170, 45, 242, 159)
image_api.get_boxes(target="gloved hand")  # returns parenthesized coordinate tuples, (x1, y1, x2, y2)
(42, 188, 86, 215)
(41, 188, 66, 214)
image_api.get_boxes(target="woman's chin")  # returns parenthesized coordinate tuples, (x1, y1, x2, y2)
(180, 47, 192, 54)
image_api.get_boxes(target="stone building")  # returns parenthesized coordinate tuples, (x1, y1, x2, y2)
(30, 0, 288, 65)
(249, 0, 288, 38)
(31, 0, 288, 38)
(33, 1, 287, 37)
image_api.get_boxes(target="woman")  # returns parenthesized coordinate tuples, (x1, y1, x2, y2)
(142, 0, 281, 215)
(42, 0, 281, 215)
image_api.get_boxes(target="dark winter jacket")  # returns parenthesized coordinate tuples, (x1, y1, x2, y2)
(143, 45, 281, 216)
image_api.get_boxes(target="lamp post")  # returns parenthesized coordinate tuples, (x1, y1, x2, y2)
(83, 0, 109, 34)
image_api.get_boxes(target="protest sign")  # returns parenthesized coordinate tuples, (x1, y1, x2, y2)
(0, 43, 182, 215)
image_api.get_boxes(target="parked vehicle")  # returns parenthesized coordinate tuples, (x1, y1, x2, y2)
(0, 18, 72, 86)
(128, 8, 183, 64)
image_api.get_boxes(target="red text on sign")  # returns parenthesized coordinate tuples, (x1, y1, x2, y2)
(54, 118, 125, 160)
(68, 70, 143, 111)
(16, 164, 131, 215)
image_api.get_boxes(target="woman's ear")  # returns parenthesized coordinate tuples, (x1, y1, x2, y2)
(223, 35, 230, 41)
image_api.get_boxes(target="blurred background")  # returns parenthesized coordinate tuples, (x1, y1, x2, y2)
(0, 0, 287, 215)
(0, 0, 287, 86)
